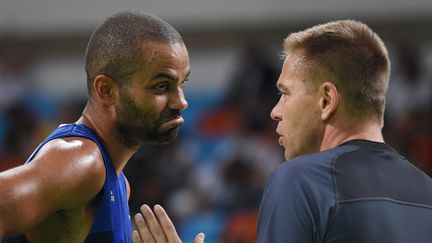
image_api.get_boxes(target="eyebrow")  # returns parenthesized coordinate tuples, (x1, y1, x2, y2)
(152, 69, 191, 82)
(276, 82, 286, 91)
(153, 72, 176, 81)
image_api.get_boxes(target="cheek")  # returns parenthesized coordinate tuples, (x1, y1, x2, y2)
(279, 107, 305, 139)
(279, 107, 295, 129)
(138, 94, 168, 113)
(155, 97, 174, 121)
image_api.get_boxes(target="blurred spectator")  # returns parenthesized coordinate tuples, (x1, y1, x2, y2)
(0, 103, 39, 171)
(386, 41, 432, 121)
(0, 36, 34, 110)
(0, 36, 40, 170)
(222, 210, 258, 243)
(224, 44, 280, 133)
(384, 40, 432, 175)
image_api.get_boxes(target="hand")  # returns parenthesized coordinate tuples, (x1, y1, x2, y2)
(133, 204, 205, 243)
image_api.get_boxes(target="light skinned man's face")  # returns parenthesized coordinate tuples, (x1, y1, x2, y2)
(271, 53, 324, 160)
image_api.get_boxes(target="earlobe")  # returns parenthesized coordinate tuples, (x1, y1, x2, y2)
(319, 82, 339, 121)
(93, 75, 117, 105)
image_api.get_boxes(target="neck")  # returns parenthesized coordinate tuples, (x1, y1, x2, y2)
(76, 101, 137, 175)
(320, 118, 384, 152)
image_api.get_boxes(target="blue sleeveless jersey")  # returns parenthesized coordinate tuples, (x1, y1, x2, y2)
(2, 124, 132, 243)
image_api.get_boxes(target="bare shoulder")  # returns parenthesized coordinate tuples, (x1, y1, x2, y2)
(0, 137, 107, 236)
(30, 137, 106, 208)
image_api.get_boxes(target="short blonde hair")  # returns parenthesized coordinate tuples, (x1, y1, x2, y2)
(283, 20, 390, 122)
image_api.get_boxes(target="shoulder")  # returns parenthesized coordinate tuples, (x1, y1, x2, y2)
(270, 152, 333, 186)
(263, 149, 349, 206)
(258, 148, 356, 242)
(258, 152, 337, 242)
(30, 137, 106, 208)
(33, 136, 106, 177)
(272, 144, 357, 182)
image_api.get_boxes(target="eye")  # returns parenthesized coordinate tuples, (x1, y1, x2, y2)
(179, 79, 188, 89)
(153, 83, 169, 94)
(277, 91, 287, 96)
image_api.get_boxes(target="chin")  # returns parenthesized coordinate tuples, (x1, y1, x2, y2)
(284, 150, 298, 160)
(150, 128, 179, 145)
(150, 137, 176, 145)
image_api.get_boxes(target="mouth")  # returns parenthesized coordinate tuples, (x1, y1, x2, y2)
(278, 136, 283, 145)
(161, 116, 184, 127)
(275, 128, 283, 145)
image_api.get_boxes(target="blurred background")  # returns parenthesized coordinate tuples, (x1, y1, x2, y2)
(1, 0, 431, 242)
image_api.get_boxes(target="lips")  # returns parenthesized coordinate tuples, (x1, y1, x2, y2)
(162, 115, 181, 122)
(161, 116, 184, 127)
(275, 127, 283, 145)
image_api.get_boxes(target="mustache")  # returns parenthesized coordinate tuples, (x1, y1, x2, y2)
(159, 109, 182, 123)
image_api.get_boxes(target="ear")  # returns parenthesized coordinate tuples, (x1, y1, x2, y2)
(318, 82, 339, 121)
(92, 74, 119, 105)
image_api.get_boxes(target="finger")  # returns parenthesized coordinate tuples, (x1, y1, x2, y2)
(194, 233, 205, 243)
(133, 230, 142, 243)
(153, 204, 181, 243)
(140, 204, 166, 242)
(134, 213, 155, 243)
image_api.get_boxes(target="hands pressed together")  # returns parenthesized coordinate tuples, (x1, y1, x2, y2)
(133, 204, 205, 243)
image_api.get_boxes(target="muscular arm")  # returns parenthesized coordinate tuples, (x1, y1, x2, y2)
(0, 137, 105, 237)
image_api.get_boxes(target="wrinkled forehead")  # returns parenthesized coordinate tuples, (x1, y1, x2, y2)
(130, 41, 190, 84)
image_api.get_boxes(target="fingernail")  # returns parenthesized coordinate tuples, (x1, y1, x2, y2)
(198, 233, 205, 240)
(132, 230, 140, 241)
(135, 213, 144, 222)
(154, 204, 163, 211)
(141, 204, 150, 211)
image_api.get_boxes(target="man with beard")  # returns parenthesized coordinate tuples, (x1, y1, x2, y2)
(0, 11, 204, 243)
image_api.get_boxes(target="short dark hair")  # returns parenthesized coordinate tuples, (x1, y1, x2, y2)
(283, 20, 390, 122)
(85, 11, 183, 97)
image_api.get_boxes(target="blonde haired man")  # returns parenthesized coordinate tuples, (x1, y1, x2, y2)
(258, 20, 432, 242)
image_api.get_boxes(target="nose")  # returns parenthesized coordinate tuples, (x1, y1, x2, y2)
(170, 87, 188, 112)
(270, 99, 282, 121)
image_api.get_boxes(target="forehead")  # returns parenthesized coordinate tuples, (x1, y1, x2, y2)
(277, 54, 305, 89)
(140, 41, 190, 72)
